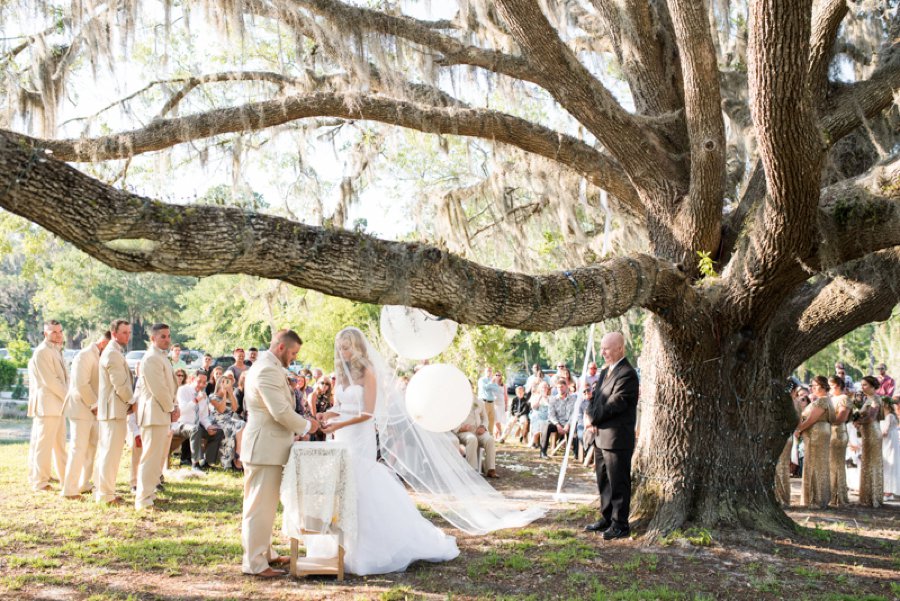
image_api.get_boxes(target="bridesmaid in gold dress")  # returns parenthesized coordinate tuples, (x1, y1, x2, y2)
(794, 376, 832, 508)
(856, 376, 884, 507)
(776, 382, 804, 506)
(827, 376, 851, 506)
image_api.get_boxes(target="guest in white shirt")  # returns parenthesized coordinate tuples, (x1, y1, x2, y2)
(172, 370, 224, 471)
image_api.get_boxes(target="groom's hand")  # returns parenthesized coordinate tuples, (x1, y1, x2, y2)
(307, 418, 320, 434)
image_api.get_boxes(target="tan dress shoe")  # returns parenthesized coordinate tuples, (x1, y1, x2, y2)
(251, 567, 286, 578)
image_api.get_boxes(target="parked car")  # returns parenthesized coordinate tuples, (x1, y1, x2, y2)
(210, 356, 236, 372)
(125, 350, 146, 374)
(505, 369, 529, 395)
(0, 348, 9, 361)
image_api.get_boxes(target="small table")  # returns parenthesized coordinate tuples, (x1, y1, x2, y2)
(280, 441, 357, 581)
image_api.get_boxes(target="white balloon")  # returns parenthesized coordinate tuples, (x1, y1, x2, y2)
(405, 364, 473, 433)
(380, 305, 458, 360)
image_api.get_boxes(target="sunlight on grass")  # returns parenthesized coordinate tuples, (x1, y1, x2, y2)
(0, 441, 245, 594)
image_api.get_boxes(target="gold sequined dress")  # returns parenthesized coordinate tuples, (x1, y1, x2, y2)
(775, 398, 801, 506)
(801, 396, 831, 508)
(775, 435, 793, 506)
(857, 395, 884, 507)
(829, 394, 850, 506)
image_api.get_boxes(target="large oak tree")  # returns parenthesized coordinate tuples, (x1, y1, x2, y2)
(1, 0, 898, 534)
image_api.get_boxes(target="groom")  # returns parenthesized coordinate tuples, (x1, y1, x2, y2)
(584, 332, 639, 540)
(241, 329, 319, 578)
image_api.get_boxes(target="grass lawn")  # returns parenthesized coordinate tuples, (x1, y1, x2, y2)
(0, 439, 898, 600)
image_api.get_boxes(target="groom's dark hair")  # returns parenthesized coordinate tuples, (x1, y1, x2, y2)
(273, 329, 303, 347)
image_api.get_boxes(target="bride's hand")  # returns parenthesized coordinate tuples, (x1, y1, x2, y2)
(321, 422, 340, 435)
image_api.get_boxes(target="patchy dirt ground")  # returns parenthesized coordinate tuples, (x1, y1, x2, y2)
(0, 441, 898, 601)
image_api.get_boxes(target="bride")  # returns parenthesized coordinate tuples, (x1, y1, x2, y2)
(312, 327, 457, 575)
(307, 327, 542, 576)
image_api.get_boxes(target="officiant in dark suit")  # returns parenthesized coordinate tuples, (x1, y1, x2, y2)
(584, 332, 639, 540)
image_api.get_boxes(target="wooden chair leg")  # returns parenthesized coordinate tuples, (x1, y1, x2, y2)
(290, 538, 299, 577)
(337, 534, 344, 581)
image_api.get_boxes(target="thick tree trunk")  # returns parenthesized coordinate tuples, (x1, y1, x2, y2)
(631, 317, 797, 534)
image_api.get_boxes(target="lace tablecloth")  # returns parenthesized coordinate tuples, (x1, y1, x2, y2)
(280, 441, 358, 544)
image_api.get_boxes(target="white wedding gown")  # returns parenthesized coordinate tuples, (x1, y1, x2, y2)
(309, 384, 459, 575)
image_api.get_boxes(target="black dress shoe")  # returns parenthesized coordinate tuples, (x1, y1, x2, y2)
(602, 524, 631, 540)
(585, 518, 611, 532)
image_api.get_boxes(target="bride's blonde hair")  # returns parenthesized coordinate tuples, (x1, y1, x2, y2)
(335, 328, 372, 387)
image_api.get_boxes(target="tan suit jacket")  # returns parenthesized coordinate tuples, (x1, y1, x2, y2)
(64, 345, 101, 421)
(97, 341, 134, 421)
(454, 398, 490, 433)
(242, 351, 310, 466)
(27, 341, 69, 418)
(135, 345, 177, 427)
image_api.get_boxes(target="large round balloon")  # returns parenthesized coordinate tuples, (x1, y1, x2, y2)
(405, 364, 472, 432)
(380, 305, 458, 360)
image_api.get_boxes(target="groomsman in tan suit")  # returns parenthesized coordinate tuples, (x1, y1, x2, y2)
(95, 319, 135, 505)
(241, 329, 319, 578)
(28, 320, 69, 491)
(61, 331, 111, 498)
(134, 323, 179, 510)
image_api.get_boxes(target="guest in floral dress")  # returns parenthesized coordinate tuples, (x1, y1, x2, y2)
(794, 376, 831, 508)
(209, 373, 246, 470)
(529, 381, 552, 450)
(307, 378, 334, 442)
(856, 376, 884, 507)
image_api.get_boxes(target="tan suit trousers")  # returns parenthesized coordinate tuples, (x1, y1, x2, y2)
(241, 463, 284, 574)
(135, 425, 169, 509)
(29, 416, 67, 491)
(61, 418, 97, 496)
(483, 402, 496, 437)
(129, 431, 172, 489)
(457, 430, 496, 472)
(775, 437, 793, 507)
(95, 419, 127, 503)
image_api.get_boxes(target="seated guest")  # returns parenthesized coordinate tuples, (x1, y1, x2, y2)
(173, 370, 224, 472)
(541, 378, 578, 459)
(289, 375, 313, 442)
(307, 378, 334, 442)
(235, 371, 247, 421)
(499, 385, 530, 444)
(290, 375, 312, 417)
(175, 368, 187, 388)
(206, 365, 223, 396)
(529, 381, 552, 449)
(453, 398, 498, 478)
(209, 373, 246, 470)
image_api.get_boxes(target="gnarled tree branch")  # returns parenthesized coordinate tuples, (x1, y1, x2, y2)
(772, 247, 900, 372)
(808, 0, 849, 106)
(494, 0, 681, 194)
(666, 0, 726, 257)
(814, 157, 900, 269)
(7, 93, 640, 213)
(821, 59, 900, 145)
(723, 0, 823, 323)
(590, 0, 684, 119)
(283, 0, 539, 85)
(0, 131, 686, 330)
